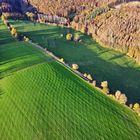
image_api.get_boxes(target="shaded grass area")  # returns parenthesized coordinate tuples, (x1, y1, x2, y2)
(13, 20, 140, 104)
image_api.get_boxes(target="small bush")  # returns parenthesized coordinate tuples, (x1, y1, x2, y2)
(115, 90, 121, 100)
(133, 103, 140, 116)
(14, 33, 18, 38)
(102, 87, 110, 94)
(101, 81, 108, 88)
(87, 74, 93, 81)
(109, 94, 115, 99)
(3, 20, 7, 25)
(133, 103, 140, 110)
(1, 15, 5, 21)
(72, 64, 79, 70)
(66, 33, 73, 41)
(59, 58, 64, 63)
(83, 73, 87, 77)
(92, 80, 96, 86)
(11, 28, 17, 36)
(24, 36, 29, 42)
(74, 34, 80, 41)
(115, 90, 127, 104)
(118, 94, 127, 104)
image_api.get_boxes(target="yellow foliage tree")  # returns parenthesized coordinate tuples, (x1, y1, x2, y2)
(1, 15, 5, 21)
(133, 103, 140, 110)
(11, 28, 17, 36)
(101, 81, 109, 94)
(26, 12, 35, 21)
(24, 36, 29, 42)
(87, 74, 93, 81)
(3, 20, 7, 25)
(72, 64, 79, 70)
(118, 94, 127, 104)
(83, 73, 87, 77)
(115, 90, 121, 100)
(59, 58, 64, 63)
(74, 34, 80, 41)
(101, 81, 108, 88)
(133, 103, 140, 116)
(66, 33, 73, 41)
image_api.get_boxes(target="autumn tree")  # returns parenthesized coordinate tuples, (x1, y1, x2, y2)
(11, 28, 17, 36)
(115, 90, 121, 100)
(115, 90, 127, 104)
(66, 33, 73, 41)
(101, 81, 109, 94)
(87, 74, 93, 81)
(133, 103, 140, 116)
(118, 94, 127, 104)
(72, 64, 79, 70)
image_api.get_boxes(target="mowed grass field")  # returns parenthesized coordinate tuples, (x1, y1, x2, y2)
(12, 20, 140, 104)
(0, 22, 52, 78)
(1, 20, 140, 139)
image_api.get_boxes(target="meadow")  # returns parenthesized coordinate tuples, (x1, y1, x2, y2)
(1, 20, 140, 139)
(13, 20, 140, 104)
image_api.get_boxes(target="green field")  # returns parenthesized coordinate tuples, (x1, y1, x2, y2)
(0, 21, 52, 78)
(12, 20, 140, 104)
(1, 20, 140, 139)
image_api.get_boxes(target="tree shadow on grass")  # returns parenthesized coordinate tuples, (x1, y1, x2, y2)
(15, 22, 140, 104)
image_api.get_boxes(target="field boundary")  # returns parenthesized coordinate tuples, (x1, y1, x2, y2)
(29, 41, 91, 82)
(28, 41, 139, 114)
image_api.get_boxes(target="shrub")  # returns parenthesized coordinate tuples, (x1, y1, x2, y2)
(101, 81, 108, 88)
(87, 74, 93, 81)
(102, 87, 110, 94)
(25, 37, 29, 42)
(133, 103, 140, 110)
(26, 12, 36, 21)
(72, 64, 79, 70)
(115, 90, 127, 104)
(14, 33, 18, 38)
(59, 58, 64, 63)
(92, 80, 96, 86)
(11, 28, 17, 36)
(115, 90, 121, 100)
(3, 20, 7, 25)
(1, 15, 5, 21)
(66, 33, 73, 41)
(118, 94, 127, 104)
(101, 81, 109, 94)
(133, 103, 140, 116)
(83, 73, 87, 77)
(109, 94, 115, 99)
(23, 36, 29, 42)
(74, 34, 80, 41)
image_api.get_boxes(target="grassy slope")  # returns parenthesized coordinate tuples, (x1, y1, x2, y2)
(1, 21, 140, 139)
(13, 20, 140, 104)
(0, 21, 51, 78)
